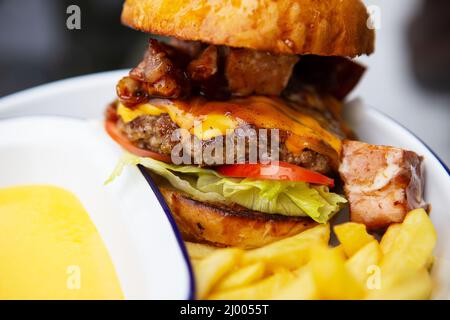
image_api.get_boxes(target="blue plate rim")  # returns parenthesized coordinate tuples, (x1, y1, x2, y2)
(137, 165, 196, 300)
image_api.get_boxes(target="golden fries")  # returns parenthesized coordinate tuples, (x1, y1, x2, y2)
(213, 262, 265, 292)
(187, 209, 437, 300)
(380, 209, 437, 277)
(242, 223, 330, 271)
(346, 240, 381, 286)
(366, 268, 433, 300)
(194, 248, 242, 299)
(273, 265, 317, 300)
(310, 244, 364, 299)
(185, 242, 217, 260)
(334, 222, 374, 257)
(380, 223, 401, 255)
(209, 272, 293, 300)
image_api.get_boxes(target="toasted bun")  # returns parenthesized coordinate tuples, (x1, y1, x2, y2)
(122, 0, 374, 57)
(160, 187, 316, 249)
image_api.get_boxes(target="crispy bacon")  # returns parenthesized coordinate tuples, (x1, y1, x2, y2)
(119, 38, 365, 103)
(130, 39, 174, 83)
(116, 76, 148, 106)
(187, 45, 218, 81)
(167, 38, 204, 59)
(291, 56, 366, 100)
(127, 39, 189, 100)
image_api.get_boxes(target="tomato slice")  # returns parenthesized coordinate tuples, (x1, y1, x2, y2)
(105, 119, 172, 163)
(216, 162, 334, 187)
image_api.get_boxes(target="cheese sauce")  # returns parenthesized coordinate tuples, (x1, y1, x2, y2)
(0, 185, 123, 299)
(117, 96, 342, 161)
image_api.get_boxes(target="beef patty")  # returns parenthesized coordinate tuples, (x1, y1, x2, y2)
(117, 113, 333, 174)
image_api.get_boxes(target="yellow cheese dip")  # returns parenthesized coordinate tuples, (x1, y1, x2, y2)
(0, 185, 123, 299)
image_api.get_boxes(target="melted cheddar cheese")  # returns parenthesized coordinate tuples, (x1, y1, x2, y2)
(117, 96, 342, 161)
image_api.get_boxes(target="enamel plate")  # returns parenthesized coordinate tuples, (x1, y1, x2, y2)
(0, 71, 448, 299)
(0, 116, 194, 299)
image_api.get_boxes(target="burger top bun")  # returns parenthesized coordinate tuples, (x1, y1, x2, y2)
(121, 0, 375, 57)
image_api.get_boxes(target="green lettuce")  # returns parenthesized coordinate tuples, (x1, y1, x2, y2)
(107, 153, 347, 223)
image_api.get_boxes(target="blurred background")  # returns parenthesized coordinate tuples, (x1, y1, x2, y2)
(0, 0, 449, 164)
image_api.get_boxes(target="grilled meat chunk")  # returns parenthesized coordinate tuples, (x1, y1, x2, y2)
(225, 48, 299, 96)
(339, 140, 428, 229)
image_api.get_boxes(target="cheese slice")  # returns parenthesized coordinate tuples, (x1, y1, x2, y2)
(116, 96, 342, 160)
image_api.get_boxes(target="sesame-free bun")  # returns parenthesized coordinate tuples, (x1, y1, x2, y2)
(121, 0, 375, 57)
(160, 187, 316, 249)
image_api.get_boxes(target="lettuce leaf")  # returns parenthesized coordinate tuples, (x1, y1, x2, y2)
(107, 153, 347, 223)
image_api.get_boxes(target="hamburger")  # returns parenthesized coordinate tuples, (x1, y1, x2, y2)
(105, 0, 375, 248)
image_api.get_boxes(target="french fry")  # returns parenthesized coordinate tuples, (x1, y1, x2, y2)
(334, 222, 374, 257)
(273, 265, 318, 300)
(332, 244, 346, 259)
(310, 245, 364, 299)
(380, 223, 401, 255)
(208, 271, 293, 300)
(213, 262, 265, 292)
(242, 224, 330, 270)
(191, 209, 437, 300)
(346, 240, 381, 287)
(366, 268, 433, 300)
(380, 209, 437, 281)
(195, 248, 243, 299)
(186, 242, 218, 260)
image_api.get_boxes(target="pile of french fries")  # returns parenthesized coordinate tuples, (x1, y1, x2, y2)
(186, 209, 437, 300)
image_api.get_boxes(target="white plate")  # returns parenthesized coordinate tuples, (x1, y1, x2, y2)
(0, 115, 194, 300)
(0, 71, 449, 299)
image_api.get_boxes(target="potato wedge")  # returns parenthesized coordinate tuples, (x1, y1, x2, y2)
(380, 209, 436, 281)
(242, 224, 330, 271)
(185, 242, 218, 260)
(310, 245, 364, 299)
(213, 262, 265, 292)
(208, 271, 293, 300)
(195, 248, 243, 299)
(366, 268, 433, 300)
(346, 241, 381, 287)
(273, 265, 317, 300)
(334, 222, 374, 257)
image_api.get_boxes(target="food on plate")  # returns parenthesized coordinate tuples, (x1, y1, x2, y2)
(121, 0, 374, 57)
(0, 185, 123, 299)
(334, 222, 375, 257)
(189, 209, 436, 300)
(105, 0, 378, 247)
(339, 140, 428, 229)
(104, 0, 434, 300)
(186, 242, 218, 260)
(159, 185, 318, 248)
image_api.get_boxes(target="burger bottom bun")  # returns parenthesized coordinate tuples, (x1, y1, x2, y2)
(159, 186, 316, 249)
